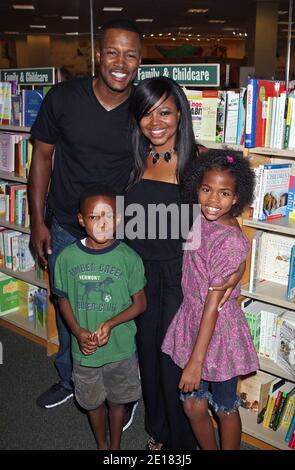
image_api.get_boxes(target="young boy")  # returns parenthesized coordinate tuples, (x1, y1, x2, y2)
(53, 184, 146, 450)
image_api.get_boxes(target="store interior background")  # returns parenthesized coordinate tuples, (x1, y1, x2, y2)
(0, 0, 294, 88)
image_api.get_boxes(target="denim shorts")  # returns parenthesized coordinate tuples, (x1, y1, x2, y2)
(180, 376, 240, 414)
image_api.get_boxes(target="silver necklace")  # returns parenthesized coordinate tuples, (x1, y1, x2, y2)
(149, 147, 175, 164)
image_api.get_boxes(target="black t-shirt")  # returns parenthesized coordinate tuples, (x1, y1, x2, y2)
(31, 77, 132, 238)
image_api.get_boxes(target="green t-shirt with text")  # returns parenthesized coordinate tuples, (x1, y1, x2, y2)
(54, 240, 146, 367)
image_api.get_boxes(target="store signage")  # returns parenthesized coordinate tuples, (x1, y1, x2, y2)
(0, 67, 55, 85)
(135, 64, 219, 87)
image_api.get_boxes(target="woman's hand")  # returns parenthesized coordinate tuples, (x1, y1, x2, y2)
(209, 261, 246, 310)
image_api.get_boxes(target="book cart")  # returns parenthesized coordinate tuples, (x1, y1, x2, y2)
(200, 140, 295, 450)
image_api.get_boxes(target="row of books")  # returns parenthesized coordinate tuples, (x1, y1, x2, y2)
(184, 88, 245, 145)
(242, 298, 295, 378)
(0, 81, 44, 128)
(239, 371, 295, 447)
(0, 180, 30, 227)
(249, 231, 295, 300)
(0, 132, 32, 176)
(0, 227, 35, 272)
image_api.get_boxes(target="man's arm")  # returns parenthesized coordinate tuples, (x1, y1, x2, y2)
(28, 139, 55, 266)
(96, 289, 147, 346)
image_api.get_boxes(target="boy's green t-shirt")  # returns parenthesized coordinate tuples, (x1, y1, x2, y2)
(54, 240, 146, 367)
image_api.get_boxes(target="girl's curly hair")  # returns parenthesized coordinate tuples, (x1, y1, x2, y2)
(183, 149, 255, 217)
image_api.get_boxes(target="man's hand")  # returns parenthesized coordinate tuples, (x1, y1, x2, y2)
(178, 360, 202, 393)
(209, 261, 246, 310)
(30, 222, 52, 267)
(77, 328, 97, 355)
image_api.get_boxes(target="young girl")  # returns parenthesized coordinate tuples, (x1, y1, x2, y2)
(162, 150, 259, 450)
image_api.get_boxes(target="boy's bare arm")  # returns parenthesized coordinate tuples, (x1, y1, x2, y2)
(96, 289, 146, 345)
(179, 288, 225, 393)
(58, 297, 97, 355)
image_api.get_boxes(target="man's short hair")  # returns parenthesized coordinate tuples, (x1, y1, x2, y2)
(99, 18, 143, 43)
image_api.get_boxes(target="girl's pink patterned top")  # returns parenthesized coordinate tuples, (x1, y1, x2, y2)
(162, 216, 259, 381)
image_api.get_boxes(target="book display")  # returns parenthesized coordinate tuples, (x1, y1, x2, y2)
(0, 69, 58, 355)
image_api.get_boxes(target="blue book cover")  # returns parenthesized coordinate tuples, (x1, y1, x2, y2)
(245, 78, 258, 148)
(22, 89, 43, 128)
(257, 163, 292, 221)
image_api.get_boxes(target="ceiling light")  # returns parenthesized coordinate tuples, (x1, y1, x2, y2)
(209, 20, 226, 24)
(186, 38, 189, 41)
(223, 27, 237, 31)
(187, 9, 208, 13)
(102, 7, 123, 11)
(278, 10, 288, 15)
(281, 28, 295, 32)
(29, 25, 47, 28)
(278, 21, 294, 24)
(62, 16, 79, 20)
(178, 26, 192, 30)
(65, 32, 79, 35)
(13, 4, 35, 9)
(159, 33, 163, 36)
(136, 18, 154, 22)
(4, 31, 20, 34)
(172, 38, 176, 41)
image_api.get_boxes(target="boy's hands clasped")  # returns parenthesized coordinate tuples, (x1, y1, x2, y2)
(78, 321, 113, 355)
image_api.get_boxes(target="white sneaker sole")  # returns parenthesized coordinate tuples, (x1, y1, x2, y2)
(44, 392, 74, 409)
(123, 402, 138, 432)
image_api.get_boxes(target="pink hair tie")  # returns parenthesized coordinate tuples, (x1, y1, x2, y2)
(226, 155, 234, 164)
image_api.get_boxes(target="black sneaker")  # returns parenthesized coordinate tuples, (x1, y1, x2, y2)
(123, 401, 138, 432)
(36, 384, 73, 409)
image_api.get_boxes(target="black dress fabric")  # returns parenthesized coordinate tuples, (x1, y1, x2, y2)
(124, 179, 196, 450)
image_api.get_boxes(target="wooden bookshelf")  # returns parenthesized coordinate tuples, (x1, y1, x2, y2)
(0, 125, 58, 356)
(243, 217, 295, 237)
(241, 281, 295, 311)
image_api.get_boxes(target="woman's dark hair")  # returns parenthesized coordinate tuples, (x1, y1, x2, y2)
(128, 77, 198, 189)
(184, 149, 255, 216)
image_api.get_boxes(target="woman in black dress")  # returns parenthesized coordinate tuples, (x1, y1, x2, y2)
(125, 77, 243, 450)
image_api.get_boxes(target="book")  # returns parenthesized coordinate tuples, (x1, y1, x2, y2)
(248, 230, 263, 293)
(22, 89, 43, 128)
(259, 232, 294, 285)
(238, 371, 276, 423)
(245, 78, 258, 148)
(287, 245, 295, 300)
(257, 163, 291, 220)
(276, 312, 295, 378)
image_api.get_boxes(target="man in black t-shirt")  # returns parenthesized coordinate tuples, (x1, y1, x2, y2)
(28, 19, 142, 419)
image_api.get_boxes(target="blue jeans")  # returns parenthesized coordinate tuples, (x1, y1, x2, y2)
(48, 217, 77, 390)
(180, 376, 240, 414)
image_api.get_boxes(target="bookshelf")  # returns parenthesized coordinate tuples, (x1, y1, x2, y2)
(201, 141, 295, 450)
(0, 124, 58, 356)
